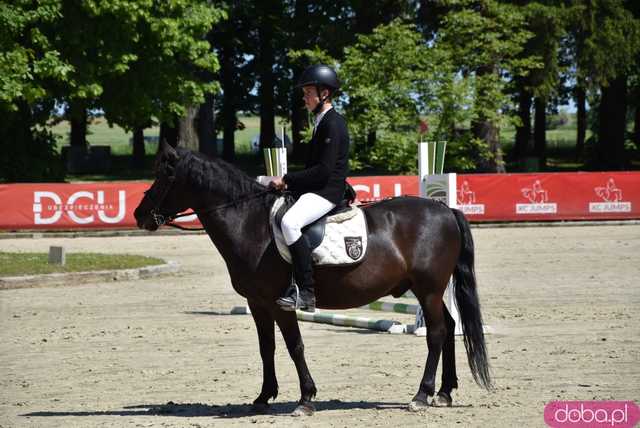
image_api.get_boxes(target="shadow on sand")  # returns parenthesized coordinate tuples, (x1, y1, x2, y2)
(23, 399, 410, 419)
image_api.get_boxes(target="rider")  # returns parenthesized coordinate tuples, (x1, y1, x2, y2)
(271, 64, 351, 312)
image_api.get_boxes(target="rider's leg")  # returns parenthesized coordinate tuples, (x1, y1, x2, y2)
(277, 193, 335, 312)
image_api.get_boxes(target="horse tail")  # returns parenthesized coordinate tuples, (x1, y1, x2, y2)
(450, 208, 492, 390)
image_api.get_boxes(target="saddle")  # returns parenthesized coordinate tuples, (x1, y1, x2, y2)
(274, 194, 352, 251)
(270, 188, 368, 266)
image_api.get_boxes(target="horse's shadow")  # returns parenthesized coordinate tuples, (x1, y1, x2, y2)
(22, 400, 408, 419)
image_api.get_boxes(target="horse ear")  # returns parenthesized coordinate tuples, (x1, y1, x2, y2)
(159, 139, 178, 164)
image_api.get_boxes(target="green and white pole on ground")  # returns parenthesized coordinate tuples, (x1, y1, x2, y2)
(418, 140, 461, 336)
(360, 301, 420, 315)
(295, 310, 408, 333)
(230, 306, 410, 334)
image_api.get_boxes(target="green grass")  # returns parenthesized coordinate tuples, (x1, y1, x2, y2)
(0, 252, 165, 277)
(49, 114, 290, 156)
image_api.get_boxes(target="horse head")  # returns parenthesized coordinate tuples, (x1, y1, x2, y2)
(134, 141, 192, 231)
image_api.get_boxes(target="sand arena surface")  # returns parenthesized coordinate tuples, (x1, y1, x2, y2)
(0, 225, 638, 427)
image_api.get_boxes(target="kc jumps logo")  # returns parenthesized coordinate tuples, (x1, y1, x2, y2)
(589, 178, 632, 213)
(457, 180, 485, 215)
(516, 180, 557, 214)
(33, 190, 126, 225)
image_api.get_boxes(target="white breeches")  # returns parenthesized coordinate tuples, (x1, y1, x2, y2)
(281, 193, 336, 245)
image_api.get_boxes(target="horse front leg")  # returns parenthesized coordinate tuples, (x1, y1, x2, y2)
(274, 311, 317, 416)
(248, 301, 278, 413)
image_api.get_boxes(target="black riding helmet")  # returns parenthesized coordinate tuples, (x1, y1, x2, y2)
(296, 64, 339, 114)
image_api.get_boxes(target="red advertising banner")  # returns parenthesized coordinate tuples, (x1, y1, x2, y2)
(0, 172, 638, 230)
(0, 183, 200, 230)
(456, 172, 640, 221)
(348, 176, 419, 202)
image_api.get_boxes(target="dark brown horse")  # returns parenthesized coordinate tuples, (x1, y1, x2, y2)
(134, 142, 491, 415)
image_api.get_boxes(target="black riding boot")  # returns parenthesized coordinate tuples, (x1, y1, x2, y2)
(276, 237, 316, 312)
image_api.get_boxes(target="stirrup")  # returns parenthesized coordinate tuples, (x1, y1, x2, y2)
(276, 283, 315, 312)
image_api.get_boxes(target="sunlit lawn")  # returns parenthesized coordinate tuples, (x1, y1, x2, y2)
(0, 252, 165, 276)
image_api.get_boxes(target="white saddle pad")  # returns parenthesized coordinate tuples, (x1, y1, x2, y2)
(270, 196, 368, 266)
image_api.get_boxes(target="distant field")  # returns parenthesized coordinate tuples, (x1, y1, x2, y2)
(48, 113, 638, 176)
(49, 115, 290, 156)
(50, 114, 584, 157)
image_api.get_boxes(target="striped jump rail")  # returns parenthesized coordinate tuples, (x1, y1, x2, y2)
(360, 301, 420, 315)
(230, 306, 412, 334)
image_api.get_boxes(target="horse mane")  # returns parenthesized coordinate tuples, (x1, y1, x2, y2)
(174, 148, 270, 204)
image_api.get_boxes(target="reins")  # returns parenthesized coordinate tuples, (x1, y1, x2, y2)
(153, 188, 277, 231)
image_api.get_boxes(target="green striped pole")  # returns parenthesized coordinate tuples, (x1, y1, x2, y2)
(360, 301, 420, 315)
(296, 310, 402, 332)
(230, 306, 410, 334)
(269, 148, 279, 176)
(263, 148, 273, 175)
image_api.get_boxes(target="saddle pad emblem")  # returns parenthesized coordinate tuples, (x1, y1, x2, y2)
(344, 237, 363, 260)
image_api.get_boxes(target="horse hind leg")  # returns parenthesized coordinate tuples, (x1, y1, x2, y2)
(434, 303, 457, 407)
(409, 292, 447, 411)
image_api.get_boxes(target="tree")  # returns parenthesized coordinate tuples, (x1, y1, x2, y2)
(510, 1, 566, 169)
(436, 0, 538, 172)
(1, 1, 72, 181)
(96, 1, 225, 155)
(340, 21, 432, 173)
(0, 0, 224, 180)
(569, 0, 640, 169)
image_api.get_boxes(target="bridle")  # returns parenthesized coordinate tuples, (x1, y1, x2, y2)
(144, 172, 276, 231)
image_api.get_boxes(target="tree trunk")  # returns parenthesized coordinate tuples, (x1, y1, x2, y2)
(291, 0, 310, 161)
(366, 131, 377, 148)
(575, 85, 587, 160)
(472, 65, 504, 173)
(69, 102, 87, 148)
(159, 121, 179, 148)
(291, 64, 308, 161)
(258, 13, 275, 150)
(635, 104, 640, 150)
(534, 97, 546, 168)
(472, 119, 504, 173)
(515, 88, 532, 161)
(198, 93, 216, 157)
(132, 127, 145, 169)
(598, 75, 628, 170)
(220, 42, 236, 162)
(179, 106, 199, 151)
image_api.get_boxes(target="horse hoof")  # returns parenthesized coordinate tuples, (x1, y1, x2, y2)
(432, 392, 453, 407)
(292, 403, 315, 416)
(251, 402, 270, 414)
(408, 399, 429, 412)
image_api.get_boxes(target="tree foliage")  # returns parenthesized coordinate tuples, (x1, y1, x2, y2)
(1, 0, 224, 181)
(2, 0, 640, 180)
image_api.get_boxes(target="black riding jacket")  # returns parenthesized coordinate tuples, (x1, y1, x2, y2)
(283, 108, 350, 205)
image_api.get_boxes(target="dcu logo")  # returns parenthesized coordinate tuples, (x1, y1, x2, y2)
(33, 190, 126, 225)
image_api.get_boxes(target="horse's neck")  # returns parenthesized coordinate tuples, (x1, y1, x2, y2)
(197, 192, 275, 273)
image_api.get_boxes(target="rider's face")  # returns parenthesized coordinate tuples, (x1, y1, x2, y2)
(302, 86, 328, 112)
